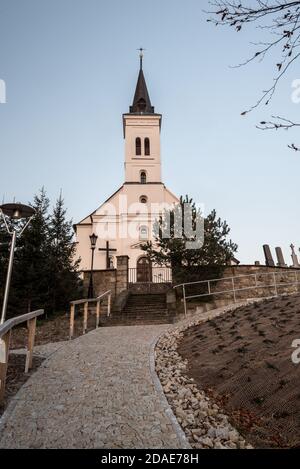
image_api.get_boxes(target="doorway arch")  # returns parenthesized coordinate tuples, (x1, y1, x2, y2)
(136, 256, 152, 282)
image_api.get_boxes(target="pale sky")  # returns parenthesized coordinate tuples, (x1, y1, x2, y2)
(0, 0, 299, 265)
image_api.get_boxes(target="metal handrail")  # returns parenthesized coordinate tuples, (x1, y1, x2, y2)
(173, 270, 299, 289)
(184, 281, 300, 300)
(173, 270, 300, 316)
(0, 308, 45, 403)
(69, 290, 111, 339)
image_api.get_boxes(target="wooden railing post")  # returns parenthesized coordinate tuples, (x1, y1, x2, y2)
(96, 300, 100, 328)
(25, 317, 37, 373)
(69, 291, 111, 338)
(0, 309, 43, 403)
(0, 330, 11, 403)
(70, 303, 75, 339)
(83, 301, 88, 334)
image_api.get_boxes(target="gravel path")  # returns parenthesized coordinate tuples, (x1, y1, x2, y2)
(0, 325, 188, 449)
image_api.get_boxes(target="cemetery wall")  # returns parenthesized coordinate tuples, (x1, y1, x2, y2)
(212, 265, 300, 301)
(82, 262, 300, 307)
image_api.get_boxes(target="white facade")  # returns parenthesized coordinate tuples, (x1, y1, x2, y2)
(74, 62, 179, 271)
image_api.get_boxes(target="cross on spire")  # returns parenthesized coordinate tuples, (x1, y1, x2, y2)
(138, 47, 146, 70)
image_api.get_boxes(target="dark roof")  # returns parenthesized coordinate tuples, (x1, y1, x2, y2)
(129, 67, 154, 114)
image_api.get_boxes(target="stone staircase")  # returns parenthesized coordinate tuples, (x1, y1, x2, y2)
(99, 293, 174, 326)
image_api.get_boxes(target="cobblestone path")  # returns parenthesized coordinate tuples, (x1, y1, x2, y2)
(0, 325, 188, 449)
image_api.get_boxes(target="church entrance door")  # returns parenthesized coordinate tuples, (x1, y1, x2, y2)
(137, 257, 152, 282)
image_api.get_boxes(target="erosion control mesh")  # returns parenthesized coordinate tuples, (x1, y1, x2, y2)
(178, 294, 300, 448)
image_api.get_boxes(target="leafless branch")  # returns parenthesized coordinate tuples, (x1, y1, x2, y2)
(257, 115, 300, 149)
(206, 1, 300, 149)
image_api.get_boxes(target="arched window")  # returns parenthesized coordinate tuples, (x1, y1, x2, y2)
(144, 138, 150, 156)
(136, 137, 141, 156)
(140, 171, 146, 184)
(139, 226, 148, 240)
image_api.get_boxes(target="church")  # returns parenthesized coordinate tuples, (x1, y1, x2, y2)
(74, 52, 179, 281)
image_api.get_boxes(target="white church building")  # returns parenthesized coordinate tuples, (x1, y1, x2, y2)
(74, 53, 179, 281)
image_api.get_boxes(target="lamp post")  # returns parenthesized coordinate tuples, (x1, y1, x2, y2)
(87, 233, 98, 298)
(0, 203, 35, 324)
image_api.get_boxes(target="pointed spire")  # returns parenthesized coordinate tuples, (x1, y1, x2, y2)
(129, 49, 154, 114)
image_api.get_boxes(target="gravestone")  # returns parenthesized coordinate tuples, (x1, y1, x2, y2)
(263, 245, 275, 267)
(275, 247, 287, 267)
(290, 244, 300, 268)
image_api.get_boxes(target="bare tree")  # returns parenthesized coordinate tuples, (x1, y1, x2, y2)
(207, 1, 300, 150)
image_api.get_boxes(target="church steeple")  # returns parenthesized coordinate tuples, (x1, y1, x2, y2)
(129, 49, 154, 114)
(123, 52, 162, 183)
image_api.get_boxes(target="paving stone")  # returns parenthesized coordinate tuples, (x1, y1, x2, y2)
(0, 325, 185, 449)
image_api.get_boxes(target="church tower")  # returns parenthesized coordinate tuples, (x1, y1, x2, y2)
(74, 52, 179, 272)
(123, 50, 162, 184)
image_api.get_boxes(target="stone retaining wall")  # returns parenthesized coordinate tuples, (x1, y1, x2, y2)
(82, 255, 129, 301)
(82, 262, 300, 313)
(175, 265, 300, 314)
(220, 265, 300, 300)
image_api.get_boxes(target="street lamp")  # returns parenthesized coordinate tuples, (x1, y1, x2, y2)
(87, 233, 98, 299)
(0, 203, 35, 324)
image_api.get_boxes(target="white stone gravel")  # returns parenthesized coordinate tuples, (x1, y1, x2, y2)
(155, 304, 253, 449)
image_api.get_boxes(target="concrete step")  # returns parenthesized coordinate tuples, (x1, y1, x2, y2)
(107, 312, 170, 319)
(126, 295, 166, 301)
(123, 306, 167, 314)
(124, 303, 166, 308)
(126, 299, 166, 303)
(100, 318, 173, 326)
(124, 303, 167, 308)
(103, 292, 172, 326)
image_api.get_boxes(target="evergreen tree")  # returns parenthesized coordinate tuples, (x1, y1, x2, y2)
(12, 188, 50, 315)
(0, 215, 10, 303)
(141, 195, 238, 282)
(47, 192, 81, 313)
(0, 189, 82, 319)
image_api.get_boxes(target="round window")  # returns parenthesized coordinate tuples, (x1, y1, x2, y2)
(140, 195, 148, 204)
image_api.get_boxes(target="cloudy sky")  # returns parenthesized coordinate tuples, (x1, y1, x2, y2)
(0, 0, 299, 264)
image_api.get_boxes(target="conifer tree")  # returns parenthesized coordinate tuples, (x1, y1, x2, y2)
(141, 195, 238, 283)
(12, 188, 50, 314)
(47, 192, 81, 313)
(0, 189, 82, 318)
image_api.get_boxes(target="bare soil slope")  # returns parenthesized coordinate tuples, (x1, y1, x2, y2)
(178, 294, 300, 448)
